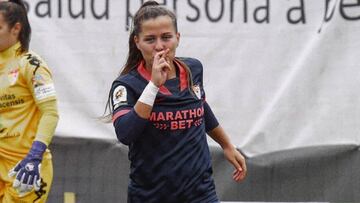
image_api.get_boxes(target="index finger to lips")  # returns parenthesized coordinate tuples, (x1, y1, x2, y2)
(154, 50, 165, 60)
(164, 49, 170, 58)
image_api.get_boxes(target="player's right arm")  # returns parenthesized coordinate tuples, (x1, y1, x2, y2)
(134, 49, 171, 118)
(112, 50, 170, 145)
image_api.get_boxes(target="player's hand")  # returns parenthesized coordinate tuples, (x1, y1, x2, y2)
(223, 146, 247, 182)
(151, 49, 171, 87)
(8, 141, 46, 194)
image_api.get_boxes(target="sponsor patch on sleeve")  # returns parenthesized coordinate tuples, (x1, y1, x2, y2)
(113, 85, 127, 108)
(35, 83, 56, 100)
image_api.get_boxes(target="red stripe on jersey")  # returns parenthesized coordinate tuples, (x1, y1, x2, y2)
(137, 61, 172, 95)
(174, 59, 188, 91)
(112, 109, 131, 122)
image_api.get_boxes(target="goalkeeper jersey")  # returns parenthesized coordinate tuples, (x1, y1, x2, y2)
(111, 57, 219, 203)
(0, 43, 57, 161)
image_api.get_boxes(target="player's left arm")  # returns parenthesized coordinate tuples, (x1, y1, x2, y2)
(204, 102, 247, 182)
(194, 58, 247, 181)
(8, 53, 59, 194)
(25, 53, 59, 145)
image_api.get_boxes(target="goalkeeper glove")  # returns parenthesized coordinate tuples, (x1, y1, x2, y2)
(8, 141, 46, 194)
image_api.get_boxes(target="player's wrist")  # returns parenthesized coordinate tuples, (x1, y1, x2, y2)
(150, 79, 161, 88)
(138, 81, 159, 106)
(28, 140, 47, 160)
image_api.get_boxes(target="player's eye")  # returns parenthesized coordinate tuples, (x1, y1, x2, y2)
(144, 37, 155, 43)
(162, 35, 173, 41)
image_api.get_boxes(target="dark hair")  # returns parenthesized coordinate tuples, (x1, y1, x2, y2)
(0, 0, 31, 53)
(121, 0, 178, 75)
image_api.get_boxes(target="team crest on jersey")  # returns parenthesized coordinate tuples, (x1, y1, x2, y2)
(192, 84, 201, 99)
(8, 69, 19, 85)
(113, 85, 127, 108)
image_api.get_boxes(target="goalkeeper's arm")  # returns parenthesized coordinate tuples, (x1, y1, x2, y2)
(35, 99, 59, 145)
(8, 99, 59, 193)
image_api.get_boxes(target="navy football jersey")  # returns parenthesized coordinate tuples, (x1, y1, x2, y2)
(111, 57, 219, 203)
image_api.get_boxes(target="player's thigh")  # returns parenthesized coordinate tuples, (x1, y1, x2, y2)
(0, 157, 14, 203)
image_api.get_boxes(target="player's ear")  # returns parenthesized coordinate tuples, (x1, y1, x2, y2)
(11, 22, 22, 38)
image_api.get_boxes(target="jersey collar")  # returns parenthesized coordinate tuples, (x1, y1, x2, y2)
(174, 59, 189, 92)
(0, 42, 21, 65)
(137, 59, 189, 95)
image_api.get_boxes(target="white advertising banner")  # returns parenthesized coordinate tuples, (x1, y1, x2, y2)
(25, 0, 360, 156)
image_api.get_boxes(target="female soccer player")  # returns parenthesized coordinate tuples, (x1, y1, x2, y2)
(0, 0, 59, 202)
(107, 1, 247, 202)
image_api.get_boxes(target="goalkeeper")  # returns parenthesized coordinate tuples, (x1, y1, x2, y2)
(0, 0, 59, 202)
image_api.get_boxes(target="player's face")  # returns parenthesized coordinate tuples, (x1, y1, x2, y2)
(0, 13, 19, 52)
(134, 15, 180, 70)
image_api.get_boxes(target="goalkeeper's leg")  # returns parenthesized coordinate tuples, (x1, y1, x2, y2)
(1, 156, 8, 202)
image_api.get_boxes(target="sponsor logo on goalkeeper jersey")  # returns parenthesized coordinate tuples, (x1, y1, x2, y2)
(0, 94, 15, 100)
(149, 107, 204, 130)
(0, 94, 25, 109)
